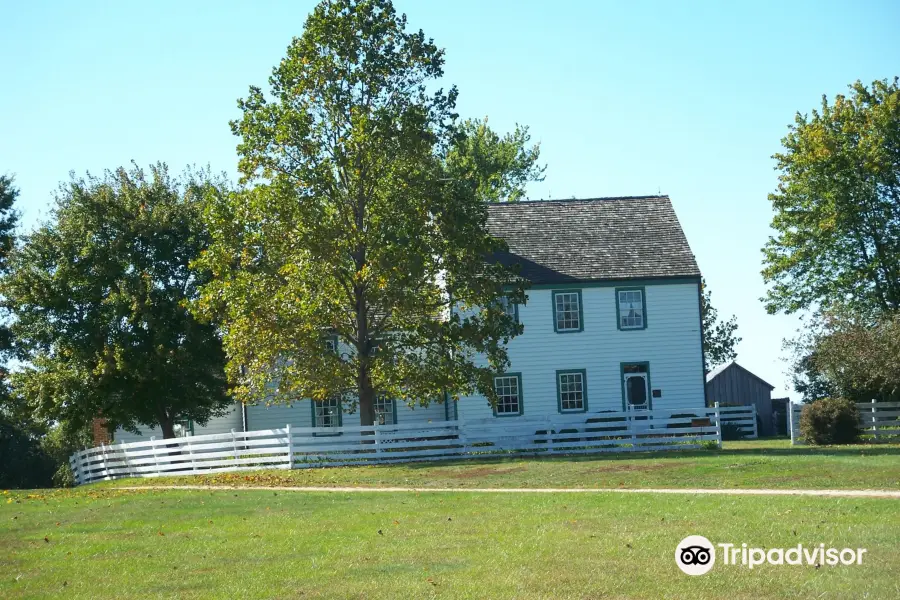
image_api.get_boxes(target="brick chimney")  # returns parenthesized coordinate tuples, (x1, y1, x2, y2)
(91, 417, 111, 446)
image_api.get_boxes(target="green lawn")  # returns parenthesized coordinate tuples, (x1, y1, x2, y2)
(100, 438, 900, 491)
(5, 439, 900, 599)
(2, 487, 898, 599)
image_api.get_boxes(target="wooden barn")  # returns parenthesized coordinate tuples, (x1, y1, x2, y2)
(705, 361, 776, 436)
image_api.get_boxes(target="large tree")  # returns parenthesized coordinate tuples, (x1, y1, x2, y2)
(0, 175, 19, 365)
(762, 78, 900, 316)
(196, 0, 540, 426)
(700, 277, 740, 371)
(4, 164, 232, 438)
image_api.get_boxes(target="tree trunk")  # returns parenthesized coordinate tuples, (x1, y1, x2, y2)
(358, 364, 376, 427)
(160, 416, 176, 439)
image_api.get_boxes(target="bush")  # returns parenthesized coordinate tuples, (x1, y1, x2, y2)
(799, 397, 860, 445)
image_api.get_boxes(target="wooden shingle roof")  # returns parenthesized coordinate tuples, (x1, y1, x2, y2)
(486, 196, 700, 284)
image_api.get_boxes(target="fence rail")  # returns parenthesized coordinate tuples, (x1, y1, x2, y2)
(715, 405, 758, 439)
(789, 400, 900, 445)
(70, 405, 726, 485)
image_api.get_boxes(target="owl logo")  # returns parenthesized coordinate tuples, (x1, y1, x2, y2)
(676, 536, 716, 575)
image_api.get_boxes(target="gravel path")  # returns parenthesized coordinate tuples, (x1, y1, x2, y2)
(118, 485, 900, 498)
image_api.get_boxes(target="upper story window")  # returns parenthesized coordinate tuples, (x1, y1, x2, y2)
(493, 373, 523, 416)
(499, 296, 519, 323)
(552, 290, 583, 333)
(324, 335, 338, 353)
(617, 288, 646, 330)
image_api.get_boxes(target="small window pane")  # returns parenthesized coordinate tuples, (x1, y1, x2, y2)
(555, 292, 581, 331)
(494, 376, 521, 415)
(558, 372, 585, 411)
(618, 290, 644, 329)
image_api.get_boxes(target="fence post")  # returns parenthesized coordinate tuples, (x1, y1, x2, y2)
(871, 399, 878, 439)
(99, 443, 108, 480)
(458, 419, 468, 455)
(118, 441, 130, 479)
(188, 437, 197, 473)
(713, 402, 723, 449)
(286, 424, 294, 470)
(374, 423, 382, 457)
(629, 413, 637, 451)
(545, 415, 554, 455)
(788, 404, 797, 445)
(77, 449, 87, 484)
(150, 437, 160, 476)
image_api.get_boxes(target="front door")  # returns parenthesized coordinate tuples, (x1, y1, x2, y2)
(624, 373, 649, 411)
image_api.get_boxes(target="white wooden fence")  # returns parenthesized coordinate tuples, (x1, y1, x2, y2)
(70, 405, 726, 485)
(789, 400, 900, 445)
(716, 405, 758, 439)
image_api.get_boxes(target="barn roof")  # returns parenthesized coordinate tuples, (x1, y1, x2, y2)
(486, 196, 700, 285)
(705, 361, 775, 390)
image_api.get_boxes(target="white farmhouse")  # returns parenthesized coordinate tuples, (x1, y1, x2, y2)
(114, 195, 705, 443)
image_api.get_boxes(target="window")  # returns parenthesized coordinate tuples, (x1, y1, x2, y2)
(617, 288, 646, 330)
(375, 396, 396, 425)
(172, 420, 194, 438)
(556, 370, 587, 413)
(324, 335, 338, 353)
(493, 373, 523, 416)
(499, 295, 519, 323)
(313, 397, 342, 429)
(552, 290, 583, 332)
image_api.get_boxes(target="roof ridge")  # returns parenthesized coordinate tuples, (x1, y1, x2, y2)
(486, 195, 669, 207)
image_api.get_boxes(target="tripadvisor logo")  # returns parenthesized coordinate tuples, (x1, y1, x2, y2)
(675, 536, 867, 575)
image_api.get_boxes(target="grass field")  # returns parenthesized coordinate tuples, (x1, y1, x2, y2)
(4, 439, 900, 599)
(100, 439, 900, 491)
(3, 487, 899, 599)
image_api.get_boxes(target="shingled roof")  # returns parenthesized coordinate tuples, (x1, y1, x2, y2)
(486, 196, 700, 284)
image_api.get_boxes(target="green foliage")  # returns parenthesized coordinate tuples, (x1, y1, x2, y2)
(791, 351, 838, 404)
(812, 310, 900, 403)
(197, 0, 540, 425)
(762, 78, 900, 316)
(3, 164, 232, 439)
(0, 174, 19, 365)
(445, 118, 545, 203)
(700, 277, 740, 370)
(41, 421, 92, 487)
(799, 397, 861, 445)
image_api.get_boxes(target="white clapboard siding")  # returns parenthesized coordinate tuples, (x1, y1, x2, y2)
(245, 398, 450, 434)
(789, 401, 900, 445)
(70, 406, 725, 485)
(457, 283, 705, 422)
(113, 401, 245, 444)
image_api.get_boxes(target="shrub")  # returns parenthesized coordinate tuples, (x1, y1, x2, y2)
(720, 422, 746, 441)
(799, 397, 860, 445)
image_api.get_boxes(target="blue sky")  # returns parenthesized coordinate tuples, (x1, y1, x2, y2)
(2, 0, 898, 399)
